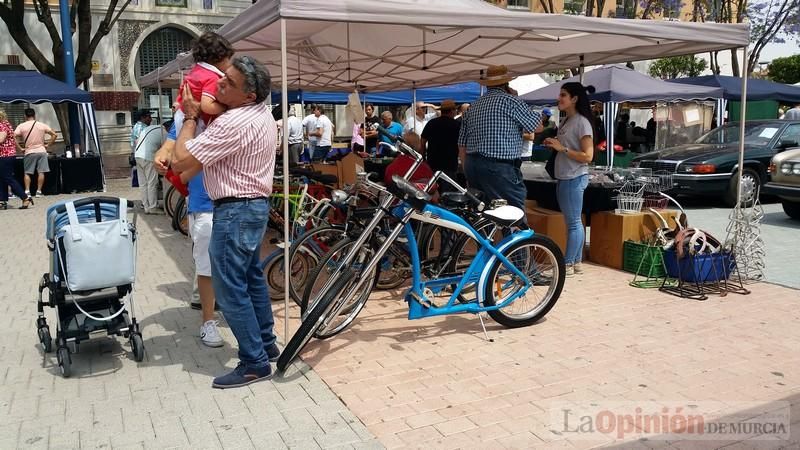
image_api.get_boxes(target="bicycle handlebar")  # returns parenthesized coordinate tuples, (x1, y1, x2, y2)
(375, 125, 423, 161)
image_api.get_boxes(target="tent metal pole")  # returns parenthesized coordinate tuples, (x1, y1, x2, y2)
(413, 82, 417, 136)
(736, 46, 748, 206)
(281, 18, 291, 341)
(579, 55, 585, 84)
(157, 75, 164, 126)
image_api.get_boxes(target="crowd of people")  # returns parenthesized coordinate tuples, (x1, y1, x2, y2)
(0, 108, 55, 210)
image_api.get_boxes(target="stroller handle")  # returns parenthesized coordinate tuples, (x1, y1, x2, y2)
(52, 197, 135, 215)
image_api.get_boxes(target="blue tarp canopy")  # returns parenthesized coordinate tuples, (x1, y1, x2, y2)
(270, 82, 482, 105)
(669, 75, 800, 103)
(521, 65, 722, 105)
(0, 71, 104, 183)
(0, 71, 93, 103)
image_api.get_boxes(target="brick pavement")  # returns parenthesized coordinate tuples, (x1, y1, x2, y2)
(298, 259, 800, 449)
(0, 179, 380, 449)
(3, 178, 799, 449)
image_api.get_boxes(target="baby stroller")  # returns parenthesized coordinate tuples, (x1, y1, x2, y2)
(36, 197, 143, 377)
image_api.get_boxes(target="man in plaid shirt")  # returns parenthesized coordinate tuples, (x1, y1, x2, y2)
(458, 65, 541, 212)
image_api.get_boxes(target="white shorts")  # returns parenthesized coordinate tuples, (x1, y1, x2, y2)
(189, 212, 213, 277)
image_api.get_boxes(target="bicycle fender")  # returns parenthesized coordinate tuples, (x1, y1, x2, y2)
(476, 229, 534, 306)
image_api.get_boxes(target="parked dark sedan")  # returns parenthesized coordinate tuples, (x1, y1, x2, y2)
(631, 120, 800, 206)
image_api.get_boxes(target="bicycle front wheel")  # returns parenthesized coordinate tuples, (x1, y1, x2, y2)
(302, 238, 378, 339)
(277, 268, 354, 372)
(483, 234, 565, 328)
(288, 225, 346, 307)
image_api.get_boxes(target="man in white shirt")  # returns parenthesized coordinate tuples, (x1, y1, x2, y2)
(782, 104, 800, 120)
(285, 109, 304, 163)
(302, 105, 319, 160)
(404, 101, 438, 136)
(312, 109, 334, 161)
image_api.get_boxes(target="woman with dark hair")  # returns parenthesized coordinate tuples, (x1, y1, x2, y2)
(544, 82, 595, 276)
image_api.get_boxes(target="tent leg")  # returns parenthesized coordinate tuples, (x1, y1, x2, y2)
(736, 47, 748, 206)
(281, 18, 291, 342)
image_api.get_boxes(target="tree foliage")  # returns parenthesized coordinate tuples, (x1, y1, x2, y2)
(648, 55, 709, 79)
(767, 54, 800, 84)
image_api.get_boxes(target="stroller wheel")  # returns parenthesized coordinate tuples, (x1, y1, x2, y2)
(57, 347, 71, 378)
(131, 333, 145, 362)
(37, 326, 52, 353)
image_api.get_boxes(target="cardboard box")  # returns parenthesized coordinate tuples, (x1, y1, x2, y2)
(589, 209, 680, 269)
(525, 199, 538, 211)
(338, 152, 365, 187)
(526, 207, 585, 254)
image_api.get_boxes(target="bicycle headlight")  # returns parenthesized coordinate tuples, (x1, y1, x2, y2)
(331, 189, 348, 205)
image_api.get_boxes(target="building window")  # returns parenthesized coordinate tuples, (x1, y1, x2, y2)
(155, 0, 188, 7)
(507, 0, 530, 9)
(203, 0, 212, 9)
(136, 27, 195, 119)
(563, 0, 585, 14)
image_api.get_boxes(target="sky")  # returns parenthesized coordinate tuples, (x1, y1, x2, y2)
(759, 41, 800, 63)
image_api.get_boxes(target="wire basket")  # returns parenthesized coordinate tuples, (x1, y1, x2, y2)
(643, 194, 670, 210)
(616, 196, 644, 214)
(643, 171, 674, 193)
(614, 180, 645, 214)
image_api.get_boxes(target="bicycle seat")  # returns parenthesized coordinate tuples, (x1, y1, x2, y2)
(482, 205, 525, 227)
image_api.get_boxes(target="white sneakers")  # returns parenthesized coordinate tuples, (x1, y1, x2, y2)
(573, 262, 584, 274)
(565, 263, 584, 277)
(200, 320, 223, 348)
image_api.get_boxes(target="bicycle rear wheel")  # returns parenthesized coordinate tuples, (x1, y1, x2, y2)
(277, 268, 353, 372)
(163, 184, 182, 218)
(483, 234, 565, 328)
(172, 196, 189, 236)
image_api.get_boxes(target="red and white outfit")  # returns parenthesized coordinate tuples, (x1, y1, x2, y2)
(186, 102, 277, 199)
(176, 62, 224, 127)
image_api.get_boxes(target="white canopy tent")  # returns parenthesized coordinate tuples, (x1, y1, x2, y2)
(138, 0, 751, 338)
(139, 0, 748, 91)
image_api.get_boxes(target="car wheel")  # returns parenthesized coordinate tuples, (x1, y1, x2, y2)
(782, 201, 800, 220)
(725, 168, 760, 207)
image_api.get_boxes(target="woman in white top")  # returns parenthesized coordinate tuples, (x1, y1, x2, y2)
(544, 83, 596, 276)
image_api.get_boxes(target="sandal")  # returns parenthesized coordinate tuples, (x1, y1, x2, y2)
(0, 202, 7, 210)
(20, 197, 34, 209)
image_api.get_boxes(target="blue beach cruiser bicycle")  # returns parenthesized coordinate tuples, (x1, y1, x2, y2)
(277, 127, 566, 371)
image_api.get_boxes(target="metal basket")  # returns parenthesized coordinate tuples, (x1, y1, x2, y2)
(643, 194, 670, 210)
(643, 171, 674, 193)
(616, 196, 644, 214)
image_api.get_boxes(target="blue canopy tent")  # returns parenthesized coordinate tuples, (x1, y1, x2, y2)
(670, 75, 800, 125)
(270, 82, 482, 105)
(0, 71, 104, 188)
(669, 75, 800, 102)
(520, 66, 722, 166)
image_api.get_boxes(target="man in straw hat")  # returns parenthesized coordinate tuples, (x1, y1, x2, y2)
(458, 65, 542, 213)
(421, 99, 461, 188)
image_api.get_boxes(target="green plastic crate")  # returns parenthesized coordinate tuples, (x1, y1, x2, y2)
(623, 241, 666, 278)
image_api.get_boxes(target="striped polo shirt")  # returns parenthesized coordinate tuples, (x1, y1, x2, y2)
(186, 102, 277, 200)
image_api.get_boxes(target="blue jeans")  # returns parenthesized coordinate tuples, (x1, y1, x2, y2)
(210, 199, 275, 368)
(313, 145, 331, 161)
(464, 155, 527, 213)
(556, 174, 588, 265)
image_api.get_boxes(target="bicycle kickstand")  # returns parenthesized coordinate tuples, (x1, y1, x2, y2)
(477, 313, 494, 343)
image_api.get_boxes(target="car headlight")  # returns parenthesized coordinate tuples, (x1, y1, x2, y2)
(781, 163, 793, 175)
(793, 163, 800, 176)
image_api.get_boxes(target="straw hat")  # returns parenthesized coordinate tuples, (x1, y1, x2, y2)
(479, 65, 516, 86)
(440, 99, 457, 111)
